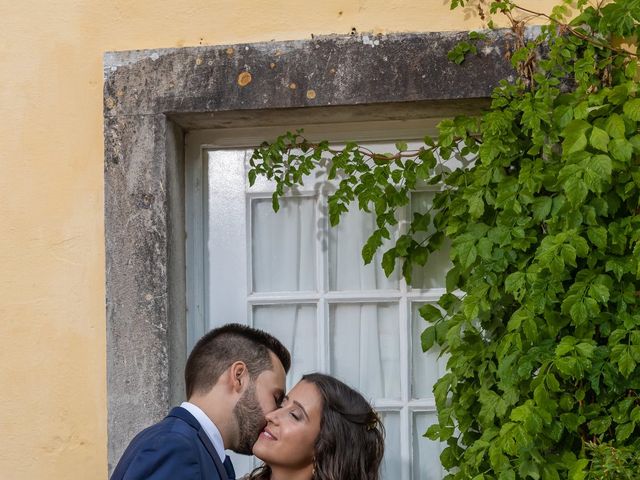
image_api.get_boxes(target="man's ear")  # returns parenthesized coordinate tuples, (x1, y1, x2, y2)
(229, 361, 248, 393)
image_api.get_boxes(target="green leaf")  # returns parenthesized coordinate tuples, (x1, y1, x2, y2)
(588, 283, 609, 303)
(574, 101, 589, 120)
(605, 113, 626, 138)
(560, 412, 581, 431)
(623, 98, 640, 121)
(425, 423, 441, 440)
(616, 422, 635, 442)
(631, 406, 640, 423)
(248, 169, 257, 186)
(421, 326, 436, 352)
(455, 242, 477, 269)
(587, 226, 607, 249)
(568, 459, 588, 480)
(508, 307, 532, 331)
(546, 373, 561, 392)
(619, 348, 637, 378)
(505, 272, 526, 297)
(381, 247, 396, 275)
(563, 131, 588, 155)
(445, 267, 460, 292)
(272, 192, 280, 213)
(562, 120, 590, 155)
(556, 357, 578, 377)
(554, 105, 573, 129)
(510, 404, 530, 422)
(523, 316, 538, 342)
(518, 460, 540, 480)
(419, 304, 442, 323)
(606, 258, 627, 281)
(468, 195, 485, 219)
(532, 196, 552, 221)
(584, 154, 612, 192)
(498, 470, 516, 480)
(564, 176, 588, 207)
(588, 416, 611, 434)
(589, 126, 610, 152)
(570, 301, 588, 324)
(477, 237, 492, 259)
(609, 138, 633, 162)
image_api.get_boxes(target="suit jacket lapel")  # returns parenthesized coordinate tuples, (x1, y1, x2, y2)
(198, 429, 229, 480)
(167, 407, 229, 480)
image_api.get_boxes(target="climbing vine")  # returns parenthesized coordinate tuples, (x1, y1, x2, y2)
(249, 1, 640, 478)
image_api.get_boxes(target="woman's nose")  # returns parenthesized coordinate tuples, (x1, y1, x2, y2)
(265, 408, 280, 424)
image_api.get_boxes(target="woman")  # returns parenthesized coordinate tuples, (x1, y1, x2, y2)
(247, 373, 385, 480)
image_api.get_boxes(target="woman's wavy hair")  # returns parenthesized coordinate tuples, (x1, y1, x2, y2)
(249, 372, 385, 480)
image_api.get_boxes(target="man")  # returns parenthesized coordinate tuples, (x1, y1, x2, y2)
(111, 323, 290, 480)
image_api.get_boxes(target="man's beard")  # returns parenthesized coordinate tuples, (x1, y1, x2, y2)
(232, 382, 265, 454)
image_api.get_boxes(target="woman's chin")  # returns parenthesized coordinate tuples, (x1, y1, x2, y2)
(252, 437, 269, 461)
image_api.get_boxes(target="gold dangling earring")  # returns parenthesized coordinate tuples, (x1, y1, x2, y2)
(311, 456, 317, 478)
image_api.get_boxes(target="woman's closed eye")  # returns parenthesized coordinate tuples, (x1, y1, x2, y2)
(279, 395, 309, 422)
(289, 410, 301, 421)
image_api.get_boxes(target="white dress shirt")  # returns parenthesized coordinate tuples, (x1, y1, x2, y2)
(180, 401, 227, 462)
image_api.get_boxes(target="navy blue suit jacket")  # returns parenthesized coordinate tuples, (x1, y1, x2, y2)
(110, 407, 234, 480)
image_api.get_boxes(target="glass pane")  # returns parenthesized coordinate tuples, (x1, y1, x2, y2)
(328, 202, 399, 291)
(413, 412, 444, 480)
(329, 303, 400, 399)
(409, 191, 451, 290)
(411, 303, 446, 400)
(251, 197, 316, 292)
(253, 304, 317, 389)
(205, 150, 249, 350)
(380, 411, 402, 480)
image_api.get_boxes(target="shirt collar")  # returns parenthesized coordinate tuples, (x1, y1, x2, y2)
(180, 401, 226, 461)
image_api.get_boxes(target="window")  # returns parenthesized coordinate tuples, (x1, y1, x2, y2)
(186, 124, 450, 479)
(104, 32, 502, 474)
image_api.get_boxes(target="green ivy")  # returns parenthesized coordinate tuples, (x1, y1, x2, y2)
(448, 31, 488, 64)
(249, 1, 640, 478)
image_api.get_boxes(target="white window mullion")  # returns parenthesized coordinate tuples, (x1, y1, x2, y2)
(408, 399, 437, 410)
(406, 288, 447, 302)
(399, 296, 410, 403)
(247, 293, 320, 304)
(317, 191, 328, 373)
(323, 290, 403, 302)
(399, 296, 411, 480)
(401, 405, 411, 480)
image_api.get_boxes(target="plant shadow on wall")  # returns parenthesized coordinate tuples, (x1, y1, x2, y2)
(249, 1, 640, 478)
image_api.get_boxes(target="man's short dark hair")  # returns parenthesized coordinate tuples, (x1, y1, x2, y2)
(185, 323, 291, 398)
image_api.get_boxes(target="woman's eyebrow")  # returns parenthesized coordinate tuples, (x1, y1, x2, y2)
(283, 395, 309, 420)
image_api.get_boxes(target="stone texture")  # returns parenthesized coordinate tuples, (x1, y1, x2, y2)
(105, 113, 172, 471)
(104, 30, 517, 117)
(104, 30, 521, 473)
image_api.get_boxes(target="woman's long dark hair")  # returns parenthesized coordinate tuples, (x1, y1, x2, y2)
(249, 373, 385, 480)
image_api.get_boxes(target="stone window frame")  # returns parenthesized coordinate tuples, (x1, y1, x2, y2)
(103, 30, 515, 471)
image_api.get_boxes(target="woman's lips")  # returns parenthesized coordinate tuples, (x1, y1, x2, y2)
(260, 428, 277, 440)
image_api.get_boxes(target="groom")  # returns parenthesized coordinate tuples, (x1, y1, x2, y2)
(111, 323, 290, 480)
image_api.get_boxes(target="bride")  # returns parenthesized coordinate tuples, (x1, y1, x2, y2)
(244, 373, 385, 480)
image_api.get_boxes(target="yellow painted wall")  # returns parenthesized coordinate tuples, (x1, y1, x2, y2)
(0, 1, 557, 478)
